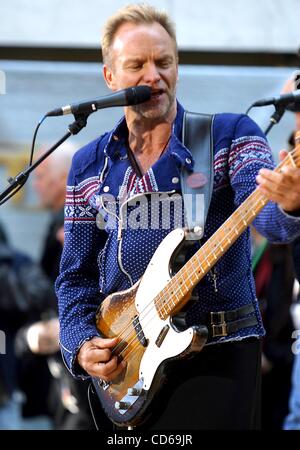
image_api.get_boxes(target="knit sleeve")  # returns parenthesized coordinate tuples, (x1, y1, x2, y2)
(228, 114, 300, 243)
(55, 159, 108, 379)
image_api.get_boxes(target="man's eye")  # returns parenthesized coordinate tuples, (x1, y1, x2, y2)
(128, 64, 143, 70)
(159, 60, 172, 68)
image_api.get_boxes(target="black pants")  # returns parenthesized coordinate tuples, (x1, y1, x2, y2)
(145, 337, 262, 430)
(90, 337, 262, 431)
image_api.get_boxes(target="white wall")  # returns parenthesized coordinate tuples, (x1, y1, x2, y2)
(0, 0, 299, 259)
(0, 60, 298, 259)
(0, 0, 299, 52)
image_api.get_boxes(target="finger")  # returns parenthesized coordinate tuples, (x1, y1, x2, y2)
(90, 336, 119, 349)
(255, 171, 286, 200)
(279, 150, 289, 161)
(257, 178, 300, 210)
(256, 171, 289, 195)
(103, 360, 127, 381)
(77, 347, 112, 371)
(79, 354, 117, 378)
(257, 167, 297, 185)
(256, 178, 290, 201)
(256, 168, 284, 182)
(97, 356, 119, 376)
(93, 359, 127, 381)
(256, 184, 285, 203)
(84, 347, 112, 364)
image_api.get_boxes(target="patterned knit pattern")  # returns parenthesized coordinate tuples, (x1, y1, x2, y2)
(56, 103, 300, 378)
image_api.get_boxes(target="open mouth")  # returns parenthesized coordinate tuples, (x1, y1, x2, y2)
(151, 89, 165, 99)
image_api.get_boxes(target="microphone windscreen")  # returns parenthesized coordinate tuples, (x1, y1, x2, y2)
(126, 86, 152, 105)
(286, 102, 300, 113)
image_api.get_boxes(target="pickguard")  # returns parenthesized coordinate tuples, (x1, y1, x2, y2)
(135, 229, 194, 390)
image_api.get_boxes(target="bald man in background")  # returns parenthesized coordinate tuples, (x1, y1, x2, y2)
(16, 143, 99, 429)
(34, 143, 77, 282)
(22, 143, 78, 357)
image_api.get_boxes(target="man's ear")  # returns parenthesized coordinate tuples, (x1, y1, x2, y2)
(103, 65, 117, 91)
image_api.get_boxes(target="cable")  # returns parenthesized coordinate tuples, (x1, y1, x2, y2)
(28, 115, 47, 166)
(246, 104, 255, 115)
(0, 115, 47, 206)
(87, 382, 100, 431)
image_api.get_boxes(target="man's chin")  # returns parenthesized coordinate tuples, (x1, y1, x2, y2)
(138, 104, 172, 121)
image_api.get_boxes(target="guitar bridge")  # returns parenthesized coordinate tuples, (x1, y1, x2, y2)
(133, 316, 148, 347)
(114, 379, 144, 415)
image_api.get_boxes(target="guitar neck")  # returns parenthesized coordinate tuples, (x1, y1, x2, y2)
(155, 143, 300, 320)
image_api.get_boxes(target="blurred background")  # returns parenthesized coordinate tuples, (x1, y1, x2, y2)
(0, 0, 299, 258)
(0, 0, 299, 431)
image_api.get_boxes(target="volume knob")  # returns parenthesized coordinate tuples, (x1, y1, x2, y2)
(127, 388, 142, 396)
(115, 401, 130, 411)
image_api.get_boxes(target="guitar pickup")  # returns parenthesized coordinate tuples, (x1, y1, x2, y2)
(133, 316, 148, 347)
(155, 325, 170, 348)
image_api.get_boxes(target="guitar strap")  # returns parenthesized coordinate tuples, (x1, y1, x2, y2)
(181, 111, 215, 240)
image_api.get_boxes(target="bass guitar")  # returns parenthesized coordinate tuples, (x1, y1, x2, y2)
(93, 132, 300, 428)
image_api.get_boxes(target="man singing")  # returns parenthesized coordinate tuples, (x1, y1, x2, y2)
(56, 3, 300, 430)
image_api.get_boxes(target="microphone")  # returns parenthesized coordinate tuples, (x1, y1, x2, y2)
(252, 89, 300, 107)
(46, 85, 152, 117)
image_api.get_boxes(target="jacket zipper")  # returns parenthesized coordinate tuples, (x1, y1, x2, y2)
(117, 190, 176, 286)
(210, 267, 218, 293)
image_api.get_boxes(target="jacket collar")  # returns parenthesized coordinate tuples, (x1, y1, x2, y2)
(104, 101, 194, 171)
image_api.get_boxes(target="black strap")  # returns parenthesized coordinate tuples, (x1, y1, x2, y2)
(203, 303, 258, 339)
(181, 111, 215, 240)
(173, 303, 258, 339)
(208, 316, 258, 339)
(209, 304, 255, 324)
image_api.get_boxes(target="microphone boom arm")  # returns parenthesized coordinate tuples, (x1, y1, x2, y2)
(0, 113, 90, 205)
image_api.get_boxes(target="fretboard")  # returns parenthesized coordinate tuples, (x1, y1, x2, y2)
(154, 140, 300, 321)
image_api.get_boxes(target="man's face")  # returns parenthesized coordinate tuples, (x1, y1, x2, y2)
(33, 159, 66, 211)
(104, 22, 178, 122)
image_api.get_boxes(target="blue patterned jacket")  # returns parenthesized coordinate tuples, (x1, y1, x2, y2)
(56, 102, 300, 378)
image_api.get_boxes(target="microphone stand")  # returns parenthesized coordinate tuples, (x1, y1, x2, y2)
(0, 113, 90, 205)
(264, 105, 286, 136)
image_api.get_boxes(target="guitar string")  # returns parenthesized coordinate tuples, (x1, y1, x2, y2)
(116, 154, 300, 365)
(116, 177, 300, 367)
(114, 188, 269, 363)
(108, 149, 300, 362)
(111, 149, 300, 357)
(108, 149, 300, 361)
(111, 151, 300, 368)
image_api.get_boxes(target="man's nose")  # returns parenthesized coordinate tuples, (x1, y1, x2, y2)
(143, 63, 161, 84)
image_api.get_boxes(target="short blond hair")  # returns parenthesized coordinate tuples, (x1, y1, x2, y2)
(101, 3, 178, 66)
